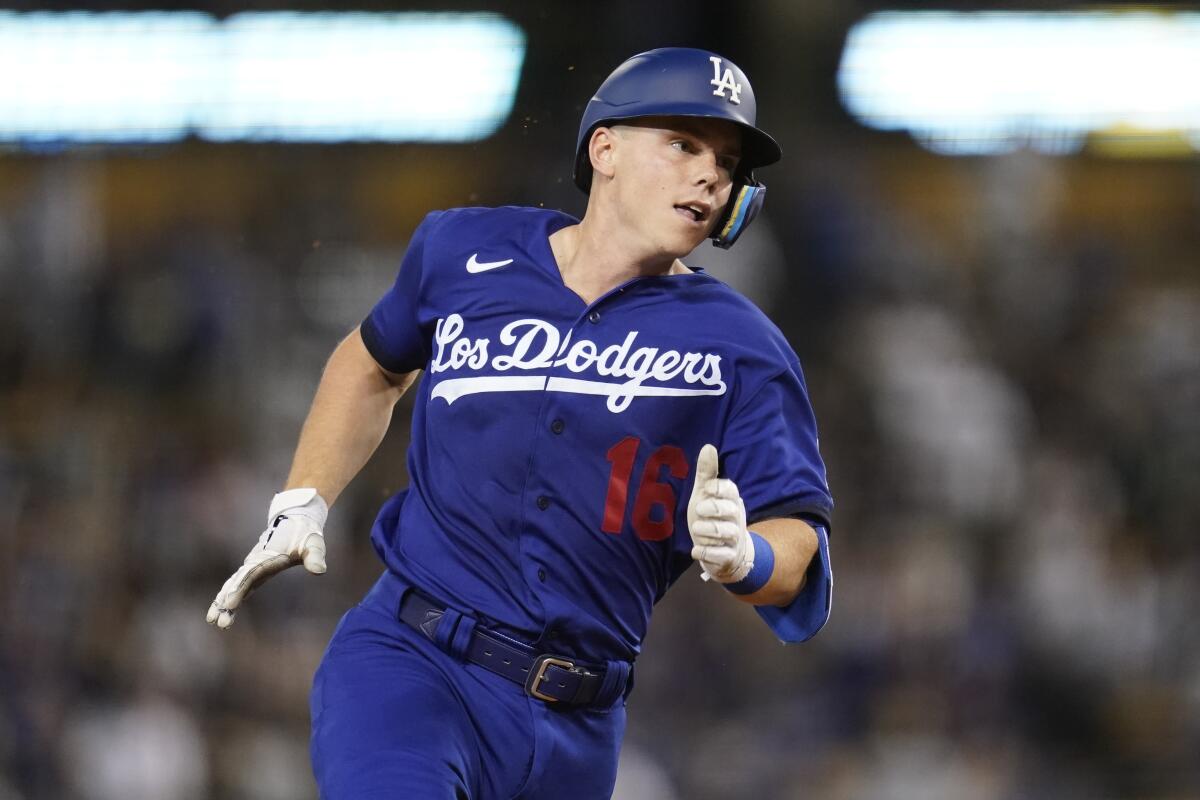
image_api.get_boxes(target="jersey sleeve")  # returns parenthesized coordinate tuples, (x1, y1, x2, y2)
(721, 357, 832, 526)
(359, 212, 440, 374)
(720, 357, 834, 644)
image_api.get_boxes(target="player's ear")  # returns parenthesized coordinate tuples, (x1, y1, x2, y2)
(589, 126, 618, 183)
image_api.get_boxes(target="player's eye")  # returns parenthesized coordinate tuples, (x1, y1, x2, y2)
(670, 139, 692, 153)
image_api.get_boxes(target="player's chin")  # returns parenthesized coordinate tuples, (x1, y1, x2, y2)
(659, 236, 704, 259)
(663, 217, 710, 254)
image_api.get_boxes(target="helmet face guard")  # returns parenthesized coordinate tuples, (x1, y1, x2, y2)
(574, 48, 781, 249)
(711, 179, 766, 249)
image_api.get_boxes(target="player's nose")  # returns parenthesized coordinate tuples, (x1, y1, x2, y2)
(691, 154, 720, 188)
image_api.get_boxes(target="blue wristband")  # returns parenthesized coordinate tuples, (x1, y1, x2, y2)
(724, 532, 775, 595)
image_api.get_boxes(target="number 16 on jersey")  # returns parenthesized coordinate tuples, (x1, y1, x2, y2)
(601, 436, 690, 541)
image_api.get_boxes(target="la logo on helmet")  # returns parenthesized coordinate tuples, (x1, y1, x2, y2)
(708, 56, 742, 104)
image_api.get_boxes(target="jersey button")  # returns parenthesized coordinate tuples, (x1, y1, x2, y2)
(588, 310, 601, 323)
(536, 495, 550, 510)
(537, 568, 547, 582)
(550, 418, 565, 434)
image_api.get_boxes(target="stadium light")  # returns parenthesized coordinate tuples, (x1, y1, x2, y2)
(838, 10, 1200, 156)
(0, 11, 526, 144)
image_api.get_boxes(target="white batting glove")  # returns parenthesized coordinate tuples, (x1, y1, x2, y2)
(687, 444, 754, 583)
(206, 488, 328, 629)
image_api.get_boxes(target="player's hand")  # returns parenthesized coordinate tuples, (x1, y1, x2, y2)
(206, 488, 328, 629)
(686, 444, 754, 583)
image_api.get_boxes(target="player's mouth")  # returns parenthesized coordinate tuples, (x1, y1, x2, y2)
(673, 201, 711, 226)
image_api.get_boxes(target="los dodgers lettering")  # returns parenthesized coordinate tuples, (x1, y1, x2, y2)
(430, 313, 726, 413)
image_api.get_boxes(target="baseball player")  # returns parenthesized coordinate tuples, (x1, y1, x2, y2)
(207, 47, 833, 798)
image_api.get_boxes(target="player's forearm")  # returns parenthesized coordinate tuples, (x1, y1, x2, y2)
(284, 328, 416, 506)
(732, 517, 818, 607)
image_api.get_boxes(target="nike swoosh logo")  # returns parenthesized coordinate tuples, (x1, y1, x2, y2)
(466, 254, 514, 273)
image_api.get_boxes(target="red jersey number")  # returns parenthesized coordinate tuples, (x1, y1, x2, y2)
(601, 437, 690, 541)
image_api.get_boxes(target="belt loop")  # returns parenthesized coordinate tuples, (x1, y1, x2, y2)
(448, 613, 477, 661)
(431, 607, 478, 662)
(432, 608, 463, 652)
(593, 659, 631, 708)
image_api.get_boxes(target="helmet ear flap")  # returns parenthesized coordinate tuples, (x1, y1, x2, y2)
(711, 178, 766, 249)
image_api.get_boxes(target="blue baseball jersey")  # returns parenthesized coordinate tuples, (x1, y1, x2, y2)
(359, 206, 833, 663)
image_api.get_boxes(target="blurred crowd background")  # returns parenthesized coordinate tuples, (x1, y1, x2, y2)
(2, 2, 1198, 798)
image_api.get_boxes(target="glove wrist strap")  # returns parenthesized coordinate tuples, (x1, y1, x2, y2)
(268, 488, 329, 527)
(724, 532, 774, 595)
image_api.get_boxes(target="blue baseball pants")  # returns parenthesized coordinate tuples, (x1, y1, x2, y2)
(309, 572, 627, 799)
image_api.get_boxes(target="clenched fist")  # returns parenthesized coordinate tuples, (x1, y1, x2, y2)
(687, 444, 754, 583)
(206, 488, 328, 629)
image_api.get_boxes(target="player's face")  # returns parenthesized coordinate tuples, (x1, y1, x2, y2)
(609, 116, 741, 257)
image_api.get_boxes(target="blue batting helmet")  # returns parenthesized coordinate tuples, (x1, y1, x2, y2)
(573, 47, 781, 249)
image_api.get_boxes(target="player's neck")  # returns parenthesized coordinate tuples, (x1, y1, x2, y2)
(550, 216, 690, 306)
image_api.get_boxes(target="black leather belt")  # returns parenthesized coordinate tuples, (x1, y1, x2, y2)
(398, 590, 609, 706)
